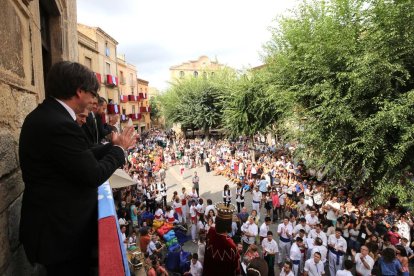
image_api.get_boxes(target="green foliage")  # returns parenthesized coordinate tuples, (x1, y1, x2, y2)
(221, 68, 285, 140)
(159, 70, 233, 133)
(149, 96, 161, 120)
(264, 0, 414, 206)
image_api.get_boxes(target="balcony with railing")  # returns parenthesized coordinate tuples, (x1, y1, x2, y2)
(120, 95, 128, 103)
(140, 106, 151, 113)
(128, 113, 142, 121)
(106, 74, 118, 87)
(95, 72, 102, 84)
(128, 95, 138, 102)
(138, 93, 147, 100)
(107, 104, 120, 114)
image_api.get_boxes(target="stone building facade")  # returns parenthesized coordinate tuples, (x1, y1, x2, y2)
(169, 55, 225, 81)
(117, 54, 140, 131)
(0, 0, 78, 275)
(137, 78, 151, 132)
(77, 23, 120, 129)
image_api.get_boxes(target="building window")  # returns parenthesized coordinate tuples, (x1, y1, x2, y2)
(105, 42, 110, 57)
(132, 105, 135, 113)
(194, 71, 198, 77)
(85, 57, 92, 69)
(179, 71, 184, 78)
(129, 73, 133, 86)
(131, 87, 134, 94)
(105, 62, 111, 75)
(120, 71, 125, 84)
(122, 108, 126, 115)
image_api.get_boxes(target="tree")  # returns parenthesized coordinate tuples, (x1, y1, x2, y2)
(264, 0, 414, 206)
(222, 68, 285, 160)
(159, 71, 230, 137)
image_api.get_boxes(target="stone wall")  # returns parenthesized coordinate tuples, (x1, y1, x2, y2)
(0, 0, 77, 275)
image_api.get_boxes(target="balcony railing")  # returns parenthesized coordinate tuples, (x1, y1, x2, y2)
(95, 72, 102, 84)
(128, 95, 138, 102)
(107, 104, 120, 114)
(138, 93, 147, 100)
(120, 95, 128, 103)
(106, 74, 118, 87)
(140, 106, 151, 113)
(128, 113, 142, 121)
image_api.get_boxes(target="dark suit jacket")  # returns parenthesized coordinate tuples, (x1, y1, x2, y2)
(19, 97, 125, 265)
(82, 113, 112, 146)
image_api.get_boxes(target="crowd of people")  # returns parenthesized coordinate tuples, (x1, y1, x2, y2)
(111, 131, 413, 276)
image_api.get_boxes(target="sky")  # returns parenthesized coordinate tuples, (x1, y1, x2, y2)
(77, 0, 299, 91)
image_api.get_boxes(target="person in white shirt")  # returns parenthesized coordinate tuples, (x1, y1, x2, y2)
(351, 245, 374, 276)
(261, 230, 279, 276)
(158, 181, 167, 208)
(311, 237, 328, 265)
(259, 217, 272, 243)
(335, 260, 353, 276)
(304, 251, 325, 276)
(204, 199, 215, 217)
(180, 187, 188, 223)
(241, 216, 258, 253)
(223, 184, 232, 207)
(184, 253, 203, 276)
(235, 182, 245, 213)
(189, 200, 198, 243)
(309, 224, 328, 247)
(154, 205, 164, 221)
(324, 197, 340, 226)
(328, 229, 347, 276)
(280, 261, 295, 276)
(305, 210, 320, 228)
(294, 218, 311, 236)
(290, 237, 304, 276)
(173, 198, 183, 223)
(196, 198, 205, 218)
(278, 217, 294, 264)
(252, 186, 262, 213)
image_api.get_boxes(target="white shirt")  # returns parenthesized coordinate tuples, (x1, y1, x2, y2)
(355, 253, 374, 276)
(294, 223, 311, 235)
(252, 190, 262, 202)
(277, 223, 293, 240)
(241, 222, 258, 244)
(55, 98, 76, 121)
(304, 258, 324, 276)
(259, 222, 269, 238)
(309, 229, 328, 246)
(335, 270, 352, 276)
(190, 205, 197, 217)
(305, 214, 320, 226)
(222, 190, 231, 201)
(235, 187, 245, 203)
(280, 269, 294, 276)
(189, 260, 203, 276)
(204, 204, 215, 216)
(290, 242, 302, 261)
(328, 235, 347, 254)
(158, 183, 167, 196)
(261, 238, 279, 255)
(325, 200, 340, 221)
(311, 245, 328, 264)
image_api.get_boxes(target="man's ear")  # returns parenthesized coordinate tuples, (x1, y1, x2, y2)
(75, 88, 83, 98)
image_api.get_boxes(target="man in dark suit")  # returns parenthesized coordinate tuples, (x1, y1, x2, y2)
(19, 61, 136, 275)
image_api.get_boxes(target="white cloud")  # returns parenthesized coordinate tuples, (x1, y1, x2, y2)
(77, 0, 299, 90)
